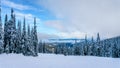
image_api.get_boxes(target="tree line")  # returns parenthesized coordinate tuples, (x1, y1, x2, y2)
(38, 33, 120, 58)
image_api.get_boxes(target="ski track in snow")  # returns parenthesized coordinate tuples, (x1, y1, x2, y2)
(0, 53, 120, 68)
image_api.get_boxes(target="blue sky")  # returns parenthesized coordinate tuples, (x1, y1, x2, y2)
(1, 0, 120, 40)
(1, 0, 60, 39)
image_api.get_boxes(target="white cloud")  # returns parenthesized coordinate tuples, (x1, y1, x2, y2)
(15, 11, 41, 25)
(2, 0, 33, 10)
(56, 32, 87, 39)
(37, 32, 59, 40)
(45, 20, 65, 32)
(38, 0, 120, 39)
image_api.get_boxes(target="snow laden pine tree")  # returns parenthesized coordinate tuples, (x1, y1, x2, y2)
(21, 17, 27, 55)
(88, 37, 94, 55)
(30, 27, 34, 54)
(20, 17, 39, 56)
(84, 35, 88, 55)
(32, 17, 38, 56)
(0, 5, 3, 53)
(4, 14, 9, 53)
(16, 21, 22, 53)
(3, 9, 17, 53)
(26, 24, 33, 55)
(96, 33, 101, 56)
(0, 8, 40, 56)
(8, 9, 17, 53)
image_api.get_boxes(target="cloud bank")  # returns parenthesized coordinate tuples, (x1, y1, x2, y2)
(38, 0, 120, 39)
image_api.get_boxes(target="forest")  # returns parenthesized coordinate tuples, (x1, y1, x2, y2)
(0, 9, 120, 58)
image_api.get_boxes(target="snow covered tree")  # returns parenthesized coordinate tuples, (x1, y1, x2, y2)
(0, 5, 3, 54)
(63, 43, 68, 56)
(8, 8, 17, 53)
(88, 37, 94, 55)
(112, 42, 118, 57)
(38, 40, 43, 53)
(16, 21, 22, 53)
(115, 38, 120, 57)
(26, 24, 33, 55)
(83, 35, 88, 55)
(42, 42, 46, 53)
(97, 33, 100, 42)
(54, 45, 58, 54)
(4, 14, 9, 53)
(0, 7, 41, 56)
(32, 17, 38, 56)
(74, 45, 80, 55)
(27, 24, 30, 38)
(96, 33, 101, 56)
(3, 9, 17, 53)
(21, 17, 27, 55)
(105, 40, 112, 57)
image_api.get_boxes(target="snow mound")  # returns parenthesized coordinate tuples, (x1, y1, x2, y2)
(0, 53, 120, 68)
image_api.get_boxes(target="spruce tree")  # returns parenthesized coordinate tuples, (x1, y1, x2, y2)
(4, 14, 9, 53)
(97, 33, 100, 42)
(84, 35, 88, 55)
(30, 27, 35, 55)
(21, 17, 27, 55)
(96, 33, 101, 56)
(38, 40, 43, 53)
(88, 37, 94, 55)
(9, 8, 17, 53)
(0, 5, 3, 53)
(26, 24, 32, 55)
(16, 21, 22, 53)
(33, 17, 38, 56)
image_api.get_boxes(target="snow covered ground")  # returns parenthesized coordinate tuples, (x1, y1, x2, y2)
(0, 53, 120, 68)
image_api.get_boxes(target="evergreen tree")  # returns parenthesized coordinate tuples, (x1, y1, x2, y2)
(42, 42, 46, 53)
(0, 7, 40, 56)
(8, 8, 17, 53)
(84, 35, 88, 55)
(88, 36, 94, 55)
(96, 33, 101, 56)
(16, 21, 22, 53)
(74, 46, 80, 55)
(63, 43, 67, 56)
(32, 17, 38, 56)
(30, 27, 36, 55)
(97, 33, 100, 42)
(38, 40, 43, 53)
(21, 17, 27, 55)
(0, 5, 3, 53)
(4, 14, 9, 53)
(112, 42, 118, 57)
(26, 24, 33, 55)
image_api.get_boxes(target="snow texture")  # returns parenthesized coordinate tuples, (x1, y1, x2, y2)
(0, 53, 120, 68)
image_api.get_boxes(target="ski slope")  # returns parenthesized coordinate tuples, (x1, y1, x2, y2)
(0, 53, 120, 68)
